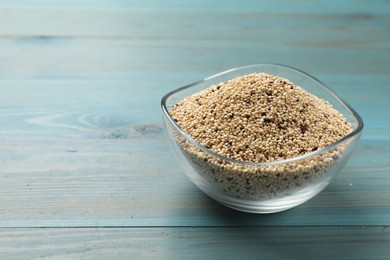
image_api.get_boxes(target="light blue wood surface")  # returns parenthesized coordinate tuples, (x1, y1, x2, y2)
(1, 227, 390, 259)
(0, 0, 390, 258)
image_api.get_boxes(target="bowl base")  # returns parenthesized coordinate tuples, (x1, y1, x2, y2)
(199, 181, 330, 214)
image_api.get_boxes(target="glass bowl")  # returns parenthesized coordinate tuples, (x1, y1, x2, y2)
(161, 64, 363, 213)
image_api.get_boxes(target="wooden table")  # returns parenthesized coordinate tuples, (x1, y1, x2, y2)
(1, 1, 389, 258)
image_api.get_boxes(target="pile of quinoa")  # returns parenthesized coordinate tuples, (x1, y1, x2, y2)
(170, 73, 353, 199)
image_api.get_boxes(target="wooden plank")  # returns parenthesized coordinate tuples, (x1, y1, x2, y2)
(0, 75, 388, 136)
(0, 6, 389, 78)
(1, 0, 390, 15)
(0, 137, 389, 227)
(0, 227, 389, 259)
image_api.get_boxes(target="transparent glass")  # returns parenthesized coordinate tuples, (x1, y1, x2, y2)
(161, 64, 363, 213)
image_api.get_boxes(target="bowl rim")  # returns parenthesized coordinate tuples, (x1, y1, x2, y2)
(161, 63, 364, 166)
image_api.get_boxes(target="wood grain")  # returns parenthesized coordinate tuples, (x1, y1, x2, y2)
(0, 227, 389, 259)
